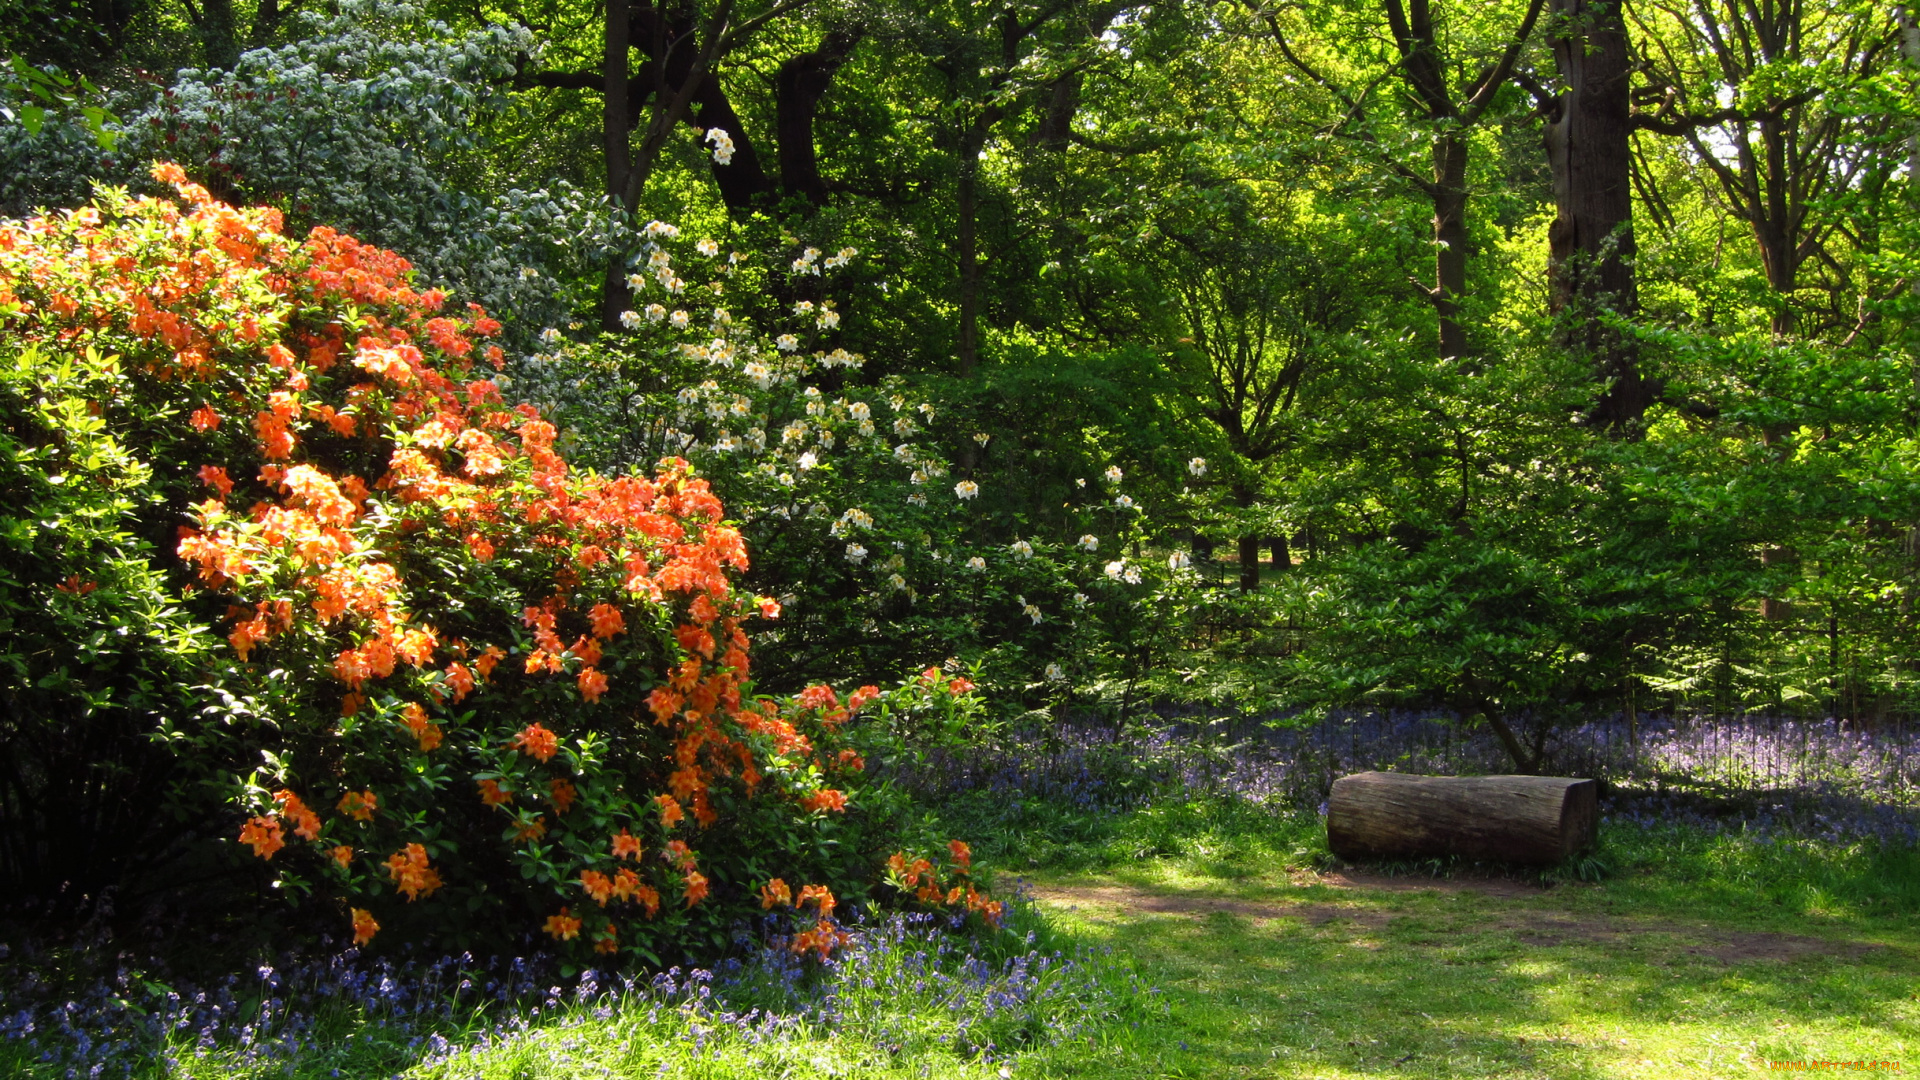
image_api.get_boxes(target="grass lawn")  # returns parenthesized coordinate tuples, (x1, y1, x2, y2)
(992, 799, 1920, 1079)
(8, 800, 1915, 1079)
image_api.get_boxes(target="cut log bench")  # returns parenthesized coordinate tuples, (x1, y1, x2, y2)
(1326, 772, 1598, 865)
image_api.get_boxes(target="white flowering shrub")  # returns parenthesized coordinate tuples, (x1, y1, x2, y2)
(518, 228, 1197, 702)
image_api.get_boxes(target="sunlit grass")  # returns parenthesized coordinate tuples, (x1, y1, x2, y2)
(6, 797, 1915, 1078)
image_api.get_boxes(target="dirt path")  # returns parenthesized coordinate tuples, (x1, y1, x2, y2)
(1026, 877, 1884, 965)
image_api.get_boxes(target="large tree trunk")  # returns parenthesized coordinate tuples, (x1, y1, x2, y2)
(598, 0, 635, 333)
(1546, 0, 1650, 430)
(1327, 772, 1598, 864)
(776, 28, 862, 206)
(1431, 135, 1471, 361)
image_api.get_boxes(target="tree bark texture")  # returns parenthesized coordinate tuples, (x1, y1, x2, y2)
(1546, 0, 1650, 430)
(1327, 771, 1598, 863)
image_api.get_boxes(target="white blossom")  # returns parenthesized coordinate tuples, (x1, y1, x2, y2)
(1115, 494, 1136, 510)
(1188, 457, 1209, 477)
(669, 310, 690, 330)
(644, 304, 667, 323)
(1104, 560, 1125, 580)
(696, 239, 720, 258)
(776, 334, 800, 352)
(1010, 540, 1033, 559)
(845, 542, 868, 564)
(966, 555, 987, 572)
(619, 309, 643, 329)
(1104, 465, 1124, 484)
(954, 480, 980, 500)
(1023, 603, 1044, 625)
(798, 451, 818, 470)
(1078, 534, 1099, 552)
(1168, 551, 1191, 570)
(1044, 663, 1065, 681)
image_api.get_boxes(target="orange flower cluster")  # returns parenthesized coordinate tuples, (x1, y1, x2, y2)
(383, 843, 442, 901)
(886, 845, 1004, 926)
(239, 815, 284, 860)
(351, 907, 380, 946)
(274, 789, 322, 840)
(544, 907, 582, 941)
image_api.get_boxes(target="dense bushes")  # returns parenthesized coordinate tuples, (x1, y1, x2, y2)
(0, 167, 999, 957)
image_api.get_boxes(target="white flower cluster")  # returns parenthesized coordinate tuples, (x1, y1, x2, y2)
(704, 127, 735, 165)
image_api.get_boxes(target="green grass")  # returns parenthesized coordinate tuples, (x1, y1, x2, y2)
(1005, 818, 1919, 1077)
(7, 799, 1916, 1078)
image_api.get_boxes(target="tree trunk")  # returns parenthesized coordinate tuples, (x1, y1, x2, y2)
(1431, 135, 1470, 360)
(1269, 533, 1290, 571)
(1327, 771, 1598, 863)
(1546, 0, 1649, 430)
(956, 137, 984, 375)
(776, 28, 862, 206)
(599, 0, 635, 333)
(693, 75, 773, 212)
(1237, 534, 1262, 592)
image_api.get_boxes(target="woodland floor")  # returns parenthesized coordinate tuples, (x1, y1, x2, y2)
(1012, 862, 1917, 1079)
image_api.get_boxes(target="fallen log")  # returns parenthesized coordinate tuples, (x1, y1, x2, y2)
(1326, 772, 1597, 865)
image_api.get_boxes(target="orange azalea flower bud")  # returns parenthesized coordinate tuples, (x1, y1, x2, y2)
(330, 845, 353, 868)
(760, 878, 792, 909)
(948, 840, 972, 871)
(549, 779, 577, 815)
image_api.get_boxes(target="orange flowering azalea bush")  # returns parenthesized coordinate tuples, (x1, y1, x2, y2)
(0, 166, 999, 958)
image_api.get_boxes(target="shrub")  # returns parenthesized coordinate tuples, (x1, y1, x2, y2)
(518, 236, 1206, 709)
(0, 166, 999, 958)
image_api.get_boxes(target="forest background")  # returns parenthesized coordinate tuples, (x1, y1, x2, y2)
(2, 0, 1918, 929)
